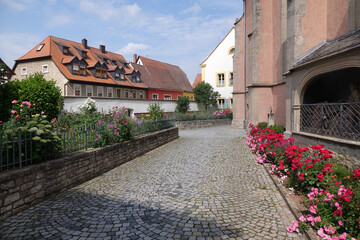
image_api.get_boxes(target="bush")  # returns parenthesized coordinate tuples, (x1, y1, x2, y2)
(78, 97, 97, 115)
(176, 96, 190, 113)
(269, 124, 285, 134)
(257, 122, 267, 129)
(5, 73, 63, 120)
(147, 103, 164, 120)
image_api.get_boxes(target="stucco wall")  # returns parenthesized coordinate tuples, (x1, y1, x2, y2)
(147, 89, 183, 101)
(12, 59, 68, 95)
(64, 97, 199, 116)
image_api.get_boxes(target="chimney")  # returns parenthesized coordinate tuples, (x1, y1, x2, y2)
(133, 54, 137, 63)
(100, 44, 106, 53)
(82, 38, 88, 48)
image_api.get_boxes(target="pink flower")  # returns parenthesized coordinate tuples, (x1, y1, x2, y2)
(15, 114, 20, 119)
(287, 221, 299, 233)
(338, 220, 343, 226)
(299, 216, 306, 222)
(314, 216, 321, 222)
(338, 233, 347, 240)
(310, 205, 318, 214)
(33, 103, 36, 106)
(11, 110, 16, 114)
(12, 100, 18, 104)
(20, 104, 23, 108)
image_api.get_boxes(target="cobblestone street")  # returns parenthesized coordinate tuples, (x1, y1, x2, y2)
(0, 126, 304, 240)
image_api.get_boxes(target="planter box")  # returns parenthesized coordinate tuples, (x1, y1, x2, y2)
(175, 118, 232, 130)
(0, 127, 179, 219)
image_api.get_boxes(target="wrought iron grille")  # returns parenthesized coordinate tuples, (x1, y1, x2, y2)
(300, 102, 360, 141)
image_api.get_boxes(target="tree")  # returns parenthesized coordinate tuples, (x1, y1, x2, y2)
(5, 73, 63, 120)
(193, 82, 220, 110)
(176, 96, 190, 113)
(147, 102, 164, 120)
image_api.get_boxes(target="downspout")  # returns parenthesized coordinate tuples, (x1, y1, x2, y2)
(243, 0, 247, 128)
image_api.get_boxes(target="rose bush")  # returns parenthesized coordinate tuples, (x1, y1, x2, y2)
(246, 123, 360, 239)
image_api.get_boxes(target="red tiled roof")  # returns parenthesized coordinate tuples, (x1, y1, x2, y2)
(133, 56, 193, 92)
(15, 36, 147, 89)
(192, 73, 202, 88)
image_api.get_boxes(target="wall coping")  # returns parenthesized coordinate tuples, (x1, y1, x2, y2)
(292, 131, 360, 147)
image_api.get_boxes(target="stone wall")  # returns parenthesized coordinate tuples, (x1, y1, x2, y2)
(0, 127, 179, 220)
(175, 119, 231, 130)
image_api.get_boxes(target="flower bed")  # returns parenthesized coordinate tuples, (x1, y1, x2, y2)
(246, 124, 360, 240)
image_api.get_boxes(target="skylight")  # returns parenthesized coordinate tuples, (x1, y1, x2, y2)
(37, 43, 45, 52)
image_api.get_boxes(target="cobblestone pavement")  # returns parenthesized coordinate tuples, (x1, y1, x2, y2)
(1, 126, 304, 240)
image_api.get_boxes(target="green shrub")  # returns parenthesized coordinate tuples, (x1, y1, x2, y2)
(269, 124, 285, 134)
(78, 97, 97, 115)
(257, 122, 268, 129)
(176, 96, 190, 113)
(147, 103, 164, 120)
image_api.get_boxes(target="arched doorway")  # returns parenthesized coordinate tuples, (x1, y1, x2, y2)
(299, 68, 360, 140)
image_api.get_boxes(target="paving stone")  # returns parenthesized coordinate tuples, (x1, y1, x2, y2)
(0, 126, 304, 239)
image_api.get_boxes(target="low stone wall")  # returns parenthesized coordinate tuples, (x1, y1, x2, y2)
(176, 118, 232, 130)
(0, 127, 179, 219)
(292, 131, 360, 169)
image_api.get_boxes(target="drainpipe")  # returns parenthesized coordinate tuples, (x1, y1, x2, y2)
(243, 0, 247, 128)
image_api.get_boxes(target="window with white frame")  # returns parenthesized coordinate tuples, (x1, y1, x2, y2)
(86, 85, 93, 97)
(230, 98, 233, 108)
(42, 65, 48, 73)
(21, 67, 27, 75)
(229, 72, 233, 86)
(164, 95, 172, 100)
(152, 94, 158, 100)
(139, 91, 144, 99)
(217, 98, 225, 109)
(107, 87, 113, 97)
(74, 84, 81, 96)
(97, 87, 103, 97)
(217, 73, 225, 86)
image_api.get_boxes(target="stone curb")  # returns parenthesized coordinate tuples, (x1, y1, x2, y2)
(262, 163, 320, 240)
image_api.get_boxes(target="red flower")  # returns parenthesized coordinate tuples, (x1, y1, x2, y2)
(299, 173, 305, 181)
(353, 168, 360, 180)
(317, 173, 324, 182)
(51, 118, 57, 123)
(15, 114, 20, 119)
(334, 209, 343, 216)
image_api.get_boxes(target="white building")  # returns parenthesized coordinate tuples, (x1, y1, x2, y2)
(200, 28, 235, 109)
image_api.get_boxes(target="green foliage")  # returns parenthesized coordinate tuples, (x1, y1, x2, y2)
(176, 96, 190, 113)
(193, 82, 220, 109)
(147, 103, 164, 120)
(257, 122, 268, 129)
(269, 124, 285, 134)
(8, 73, 63, 120)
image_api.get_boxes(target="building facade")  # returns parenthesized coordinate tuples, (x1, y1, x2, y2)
(200, 28, 235, 109)
(233, 0, 360, 164)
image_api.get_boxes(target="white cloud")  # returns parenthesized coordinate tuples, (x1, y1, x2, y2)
(0, 33, 41, 67)
(180, 3, 201, 15)
(0, 0, 27, 10)
(118, 43, 150, 55)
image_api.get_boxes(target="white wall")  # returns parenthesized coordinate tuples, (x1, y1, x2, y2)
(202, 28, 235, 107)
(64, 97, 199, 117)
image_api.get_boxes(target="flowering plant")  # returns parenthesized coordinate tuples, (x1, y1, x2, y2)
(246, 123, 360, 239)
(78, 97, 97, 115)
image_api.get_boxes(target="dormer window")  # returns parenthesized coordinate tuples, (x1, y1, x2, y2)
(63, 47, 69, 55)
(37, 44, 45, 52)
(115, 72, 120, 80)
(136, 76, 140, 82)
(112, 60, 117, 65)
(81, 51, 87, 58)
(95, 68, 107, 79)
(73, 64, 86, 76)
(120, 73, 125, 80)
(102, 70, 107, 78)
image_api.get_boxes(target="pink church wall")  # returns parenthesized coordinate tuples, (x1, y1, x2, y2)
(272, 84, 286, 127)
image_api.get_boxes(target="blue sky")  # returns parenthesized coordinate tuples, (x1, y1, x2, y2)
(0, 0, 243, 83)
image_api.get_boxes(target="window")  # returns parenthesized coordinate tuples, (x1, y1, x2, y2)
(132, 90, 136, 98)
(152, 94, 158, 100)
(164, 95, 172, 100)
(21, 67, 27, 75)
(102, 70, 107, 78)
(37, 44, 45, 52)
(73, 64, 80, 75)
(120, 73, 125, 80)
(178, 95, 182, 100)
(115, 72, 120, 80)
(229, 98, 233, 108)
(42, 65, 48, 73)
(81, 51, 87, 58)
(116, 89, 121, 98)
(136, 76, 140, 82)
(229, 72, 233, 86)
(96, 68, 101, 78)
(217, 73, 225, 86)
(80, 65, 86, 76)
(63, 47, 69, 55)
(217, 98, 225, 109)
(228, 46, 235, 55)
(97, 87, 103, 97)
(74, 84, 81, 96)
(86, 85, 93, 97)
(107, 87, 113, 97)
(125, 90, 129, 98)
(139, 91, 144, 99)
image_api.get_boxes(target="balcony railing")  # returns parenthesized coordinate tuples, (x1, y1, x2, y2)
(300, 102, 360, 141)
